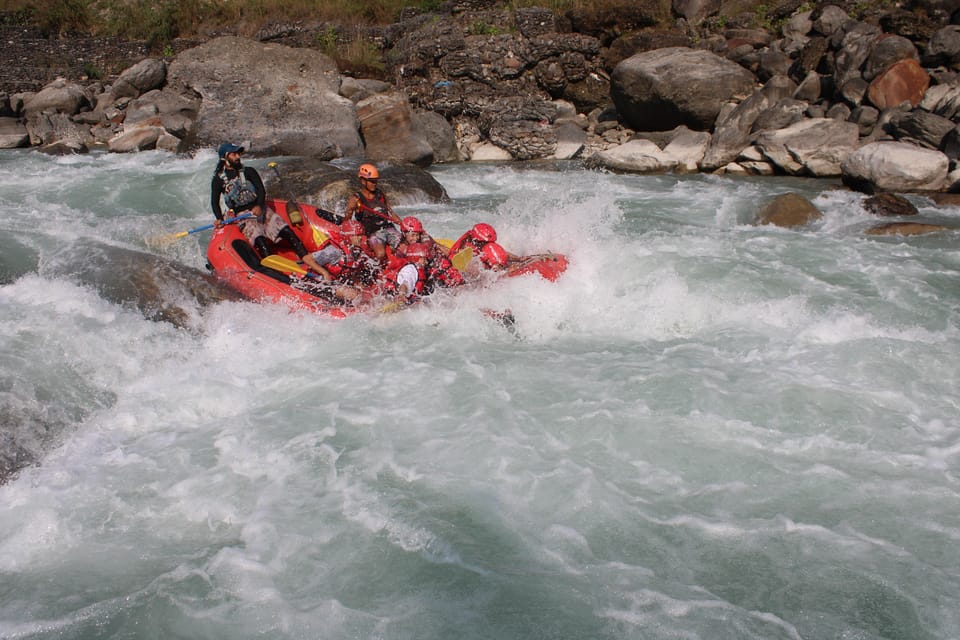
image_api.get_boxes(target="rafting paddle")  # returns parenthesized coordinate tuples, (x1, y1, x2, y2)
(261, 255, 322, 279)
(146, 213, 253, 248)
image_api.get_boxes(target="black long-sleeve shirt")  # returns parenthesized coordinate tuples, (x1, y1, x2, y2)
(210, 164, 266, 220)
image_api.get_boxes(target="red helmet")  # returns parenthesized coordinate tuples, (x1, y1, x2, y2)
(340, 219, 364, 236)
(401, 216, 424, 233)
(404, 242, 432, 261)
(480, 242, 508, 267)
(358, 163, 379, 180)
(471, 223, 497, 243)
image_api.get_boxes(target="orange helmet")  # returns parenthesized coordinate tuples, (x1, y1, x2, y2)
(480, 242, 508, 267)
(341, 219, 364, 236)
(404, 242, 432, 261)
(358, 163, 379, 180)
(471, 222, 497, 243)
(401, 216, 424, 233)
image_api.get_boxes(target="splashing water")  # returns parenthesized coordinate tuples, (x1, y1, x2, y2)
(1, 150, 959, 640)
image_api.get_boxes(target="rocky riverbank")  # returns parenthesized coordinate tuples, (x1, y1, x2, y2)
(3, 2, 960, 224)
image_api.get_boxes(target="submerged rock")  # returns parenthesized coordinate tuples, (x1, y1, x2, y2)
(45, 240, 244, 329)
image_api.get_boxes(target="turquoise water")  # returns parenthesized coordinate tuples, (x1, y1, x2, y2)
(1, 149, 959, 639)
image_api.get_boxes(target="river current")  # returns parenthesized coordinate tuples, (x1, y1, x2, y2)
(1, 149, 958, 639)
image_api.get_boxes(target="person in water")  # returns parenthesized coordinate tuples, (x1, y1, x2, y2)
(210, 142, 317, 267)
(343, 163, 402, 262)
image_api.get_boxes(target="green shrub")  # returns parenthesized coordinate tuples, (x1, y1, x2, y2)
(34, 0, 90, 36)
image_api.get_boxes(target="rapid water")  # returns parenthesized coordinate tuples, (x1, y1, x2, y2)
(1, 149, 959, 640)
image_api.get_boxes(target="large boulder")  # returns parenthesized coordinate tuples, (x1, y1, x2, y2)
(841, 141, 949, 192)
(611, 47, 756, 132)
(22, 78, 88, 117)
(413, 109, 462, 163)
(111, 58, 166, 99)
(166, 36, 362, 158)
(700, 75, 797, 171)
(265, 159, 450, 214)
(754, 118, 860, 176)
(356, 91, 434, 167)
(867, 58, 930, 110)
(755, 192, 823, 228)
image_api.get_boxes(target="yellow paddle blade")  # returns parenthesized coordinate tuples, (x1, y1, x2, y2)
(261, 255, 308, 275)
(434, 238, 471, 272)
(311, 225, 329, 248)
(378, 299, 406, 314)
(450, 247, 473, 272)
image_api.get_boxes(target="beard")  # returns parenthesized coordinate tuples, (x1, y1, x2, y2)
(226, 157, 243, 170)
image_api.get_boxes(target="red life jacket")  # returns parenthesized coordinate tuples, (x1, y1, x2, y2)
(320, 234, 378, 284)
(380, 262, 424, 301)
(426, 256, 465, 291)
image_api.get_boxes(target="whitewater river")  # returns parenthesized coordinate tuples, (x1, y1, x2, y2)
(1, 149, 958, 639)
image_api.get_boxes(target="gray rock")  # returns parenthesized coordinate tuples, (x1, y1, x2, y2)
(925, 25, 960, 67)
(700, 75, 795, 171)
(339, 77, 391, 103)
(23, 78, 88, 116)
(412, 109, 462, 163)
(108, 125, 164, 152)
(586, 138, 678, 173)
(794, 71, 823, 102)
(112, 58, 166, 98)
(551, 121, 586, 160)
(863, 34, 918, 82)
(754, 118, 860, 176)
(265, 158, 449, 210)
(752, 98, 807, 133)
(611, 47, 757, 132)
(841, 141, 949, 192)
(834, 22, 881, 88)
(920, 81, 960, 120)
(812, 5, 853, 38)
(25, 111, 92, 148)
(849, 105, 880, 136)
(783, 9, 814, 41)
(166, 36, 361, 158)
(886, 109, 956, 150)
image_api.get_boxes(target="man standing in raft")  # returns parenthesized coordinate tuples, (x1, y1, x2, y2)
(342, 163, 402, 263)
(210, 141, 314, 263)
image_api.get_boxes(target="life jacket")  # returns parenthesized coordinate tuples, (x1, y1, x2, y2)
(353, 190, 395, 235)
(381, 262, 423, 301)
(447, 231, 478, 257)
(321, 234, 378, 285)
(218, 166, 259, 212)
(425, 256, 464, 293)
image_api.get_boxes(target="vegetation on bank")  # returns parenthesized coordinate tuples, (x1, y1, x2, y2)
(0, 0, 905, 78)
(3, 0, 585, 40)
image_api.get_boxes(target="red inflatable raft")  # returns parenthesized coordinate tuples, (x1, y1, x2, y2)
(205, 198, 567, 317)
